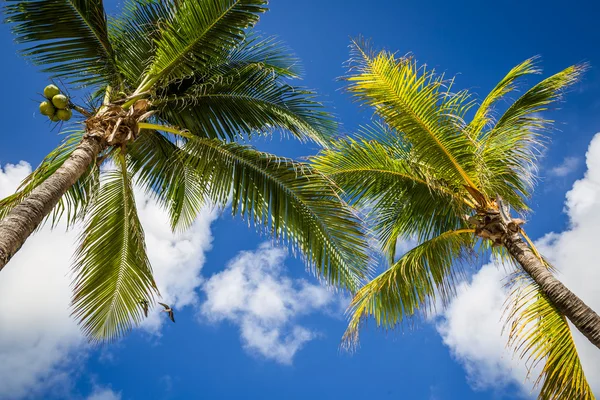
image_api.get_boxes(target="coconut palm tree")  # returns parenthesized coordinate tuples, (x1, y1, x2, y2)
(0, 0, 370, 342)
(312, 39, 597, 399)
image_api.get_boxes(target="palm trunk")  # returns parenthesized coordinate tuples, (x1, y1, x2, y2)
(0, 135, 104, 271)
(504, 232, 600, 350)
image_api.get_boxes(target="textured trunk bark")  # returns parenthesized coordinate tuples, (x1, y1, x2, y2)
(0, 135, 104, 271)
(504, 232, 600, 350)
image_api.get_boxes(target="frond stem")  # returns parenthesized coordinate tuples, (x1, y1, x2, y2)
(137, 122, 192, 138)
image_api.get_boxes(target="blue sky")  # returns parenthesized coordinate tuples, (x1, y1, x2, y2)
(1, 1, 600, 399)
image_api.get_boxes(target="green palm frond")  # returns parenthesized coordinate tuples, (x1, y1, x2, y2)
(479, 64, 586, 208)
(127, 130, 208, 231)
(225, 34, 301, 78)
(171, 137, 371, 291)
(108, 0, 173, 89)
(346, 39, 481, 195)
(4, 0, 120, 86)
(154, 61, 335, 145)
(71, 155, 158, 342)
(311, 134, 470, 260)
(0, 131, 99, 227)
(506, 271, 595, 400)
(467, 57, 540, 140)
(343, 229, 476, 347)
(141, 0, 267, 90)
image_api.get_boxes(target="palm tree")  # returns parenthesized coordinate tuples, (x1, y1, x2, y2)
(312, 39, 597, 399)
(0, 0, 369, 342)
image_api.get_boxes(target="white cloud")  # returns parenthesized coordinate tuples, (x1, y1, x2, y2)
(0, 162, 217, 399)
(0, 161, 83, 400)
(437, 133, 600, 395)
(436, 264, 533, 392)
(200, 243, 337, 364)
(0, 161, 30, 198)
(549, 156, 580, 177)
(87, 386, 121, 400)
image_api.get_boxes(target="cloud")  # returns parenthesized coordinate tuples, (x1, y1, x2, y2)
(437, 133, 600, 395)
(200, 243, 337, 364)
(0, 162, 217, 399)
(86, 386, 121, 400)
(0, 162, 83, 399)
(549, 156, 580, 177)
(0, 161, 30, 198)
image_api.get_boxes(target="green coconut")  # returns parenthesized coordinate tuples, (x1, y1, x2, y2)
(43, 84, 60, 99)
(49, 114, 61, 122)
(56, 108, 72, 121)
(39, 101, 55, 116)
(51, 94, 69, 109)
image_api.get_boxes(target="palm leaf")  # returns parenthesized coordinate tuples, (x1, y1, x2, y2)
(343, 229, 476, 347)
(4, 0, 120, 87)
(71, 155, 158, 342)
(346, 39, 481, 195)
(312, 134, 471, 260)
(108, 0, 173, 89)
(467, 57, 540, 140)
(506, 270, 595, 399)
(171, 137, 371, 291)
(479, 64, 586, 209)
(154, 64, 335, 144)
(141, 0, 267, 90)
(127, 130, 208, 231)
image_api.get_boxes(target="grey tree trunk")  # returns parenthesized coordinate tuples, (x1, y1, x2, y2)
(504, 232, 600, 350)
(0, 135, 104, 271)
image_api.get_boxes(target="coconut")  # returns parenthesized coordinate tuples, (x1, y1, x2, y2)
(49, 114, 61, 122)
(43, 84, 60, 99)
(39, 101, 55, 116)
(51, 94, 69, 109)
(56, 108, 72, 121)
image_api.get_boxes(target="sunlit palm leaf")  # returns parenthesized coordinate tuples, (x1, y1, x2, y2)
(506, 271, 595, 400)
(343, 229, 476, 347)
(71, 156, 158, 342)
(479, 64, 586, 212)
(467, 57, 540, 140)
(4, 0, 120, 86)
(346, 39, 480, 194)
(311, 134, 470, 260)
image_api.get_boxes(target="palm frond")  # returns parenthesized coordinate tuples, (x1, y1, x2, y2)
(479, 64, 586, 209)
(71, 155, 158, 342)
(506, 270, 595, 400)
(311, 134, 471, 260)
(141, 0, 267, 90)
(467, 57, 540, 140)
(154, 64, 335, 144)
(4, 0, 120, 87)
(0, 131, 99, 228)
(108, 0, 173, 89)
(127, 130, 208, 231)
(225, 34, 302, 78)
(174, 137, 371, 291)
(346, 39, 481, 195)
(343, 229, 476, 347)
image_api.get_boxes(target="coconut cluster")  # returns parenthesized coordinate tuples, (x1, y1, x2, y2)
(39, 84, 72, 122)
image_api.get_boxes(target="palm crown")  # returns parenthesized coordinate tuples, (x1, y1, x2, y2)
(312, 39, 594, 399)
(0, 0, 369, 342)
